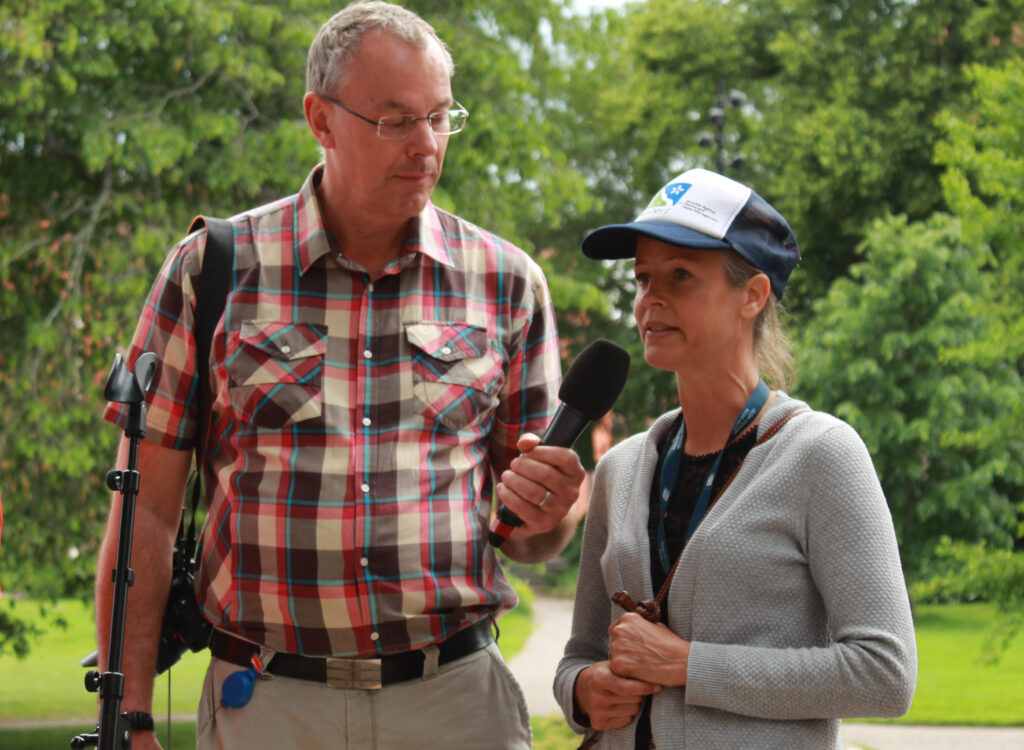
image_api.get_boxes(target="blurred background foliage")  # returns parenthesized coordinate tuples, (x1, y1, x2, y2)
(1, 0, 1022, 655)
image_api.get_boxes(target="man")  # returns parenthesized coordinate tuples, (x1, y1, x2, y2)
(96, 3, 585, 748)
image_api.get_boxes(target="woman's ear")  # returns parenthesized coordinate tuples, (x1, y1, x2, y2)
(741, 273, 772, 319)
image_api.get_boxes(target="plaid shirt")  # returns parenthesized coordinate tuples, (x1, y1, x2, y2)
(106, 165, 560, 657)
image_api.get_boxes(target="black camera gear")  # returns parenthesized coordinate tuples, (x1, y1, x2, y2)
(74, 217, 235, 749)
(153, 216, 235, 675)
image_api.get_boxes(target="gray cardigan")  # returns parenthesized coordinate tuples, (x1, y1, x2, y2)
(554, 393, 917, 749)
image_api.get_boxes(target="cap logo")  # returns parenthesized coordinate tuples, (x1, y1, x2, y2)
(635, 169, 751, 241)
(665, 182, 692, 205)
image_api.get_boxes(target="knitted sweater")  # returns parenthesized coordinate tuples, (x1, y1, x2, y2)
(554, 393, 917, 749)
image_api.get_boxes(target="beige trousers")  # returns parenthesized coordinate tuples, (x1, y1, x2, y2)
(196, 642, 531, 749)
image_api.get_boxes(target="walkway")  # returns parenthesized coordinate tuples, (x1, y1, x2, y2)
(506, 597, 1024, 750)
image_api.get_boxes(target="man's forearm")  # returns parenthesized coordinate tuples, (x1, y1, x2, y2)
(95, 502, 177, 713)
(95, 437, 191, 715)
(500, 501, 582, 564)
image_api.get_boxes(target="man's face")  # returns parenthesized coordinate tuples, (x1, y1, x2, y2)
(322, 30, 453, 229)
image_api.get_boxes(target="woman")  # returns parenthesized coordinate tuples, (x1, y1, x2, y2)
(554, 168, 916, 749)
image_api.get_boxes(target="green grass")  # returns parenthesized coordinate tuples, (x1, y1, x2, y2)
(888, 602, 1024, 726)
(1, 598, 1021, 750)
(0, 597, 531, 723)
(0, 717, 581, 750)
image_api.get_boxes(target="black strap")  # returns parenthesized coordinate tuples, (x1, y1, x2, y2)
(121, 711, 155, 732)
(181, 216, 235, 548)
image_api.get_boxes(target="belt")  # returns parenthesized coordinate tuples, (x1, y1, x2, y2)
(209, 619, 494, 690)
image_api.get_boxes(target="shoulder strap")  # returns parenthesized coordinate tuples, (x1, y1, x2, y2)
(183, 216, 235, 530)
(654, 404, 811, 604)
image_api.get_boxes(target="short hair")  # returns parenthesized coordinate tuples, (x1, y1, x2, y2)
(721, 249, 796, 391)
(306, 1, 454, 96)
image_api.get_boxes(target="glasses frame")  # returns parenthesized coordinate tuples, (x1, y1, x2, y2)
(322, 95, 469, 140)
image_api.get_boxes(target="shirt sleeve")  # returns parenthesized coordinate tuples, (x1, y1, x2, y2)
(487, 251, 561, 476)
(103, 231, 206, 451)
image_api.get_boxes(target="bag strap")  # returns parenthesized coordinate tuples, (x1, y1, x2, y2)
(181, 216, 235, 544)
(613, 404, 812, 620)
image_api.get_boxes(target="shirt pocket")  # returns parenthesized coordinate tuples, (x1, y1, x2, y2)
(226, 320, 327, 429)
(406, 321, 503, 431)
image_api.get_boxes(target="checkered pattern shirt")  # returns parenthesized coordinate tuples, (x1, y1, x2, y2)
(105, 166, 560, 657)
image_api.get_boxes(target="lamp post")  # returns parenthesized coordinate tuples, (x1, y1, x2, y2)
(696, 78, 747, 175)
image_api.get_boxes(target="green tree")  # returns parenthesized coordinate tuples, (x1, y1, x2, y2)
(794, 212, 1023, 569)
(609, 0, 1024, 305)
(936, 57, 1024, 444)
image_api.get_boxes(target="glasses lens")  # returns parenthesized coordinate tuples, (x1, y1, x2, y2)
(375, 105, 469, 139)
(443, 106, 469, 134)
(377, 115, 412, 140)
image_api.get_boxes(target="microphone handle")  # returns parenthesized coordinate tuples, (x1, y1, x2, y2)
(488, 403, 590, 547)
(538, 403, 590, 448)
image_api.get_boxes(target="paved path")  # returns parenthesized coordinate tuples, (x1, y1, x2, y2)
(506, 597, 1024, 749)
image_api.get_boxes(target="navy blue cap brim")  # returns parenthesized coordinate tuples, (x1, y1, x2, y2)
(581, 220, 731, 260)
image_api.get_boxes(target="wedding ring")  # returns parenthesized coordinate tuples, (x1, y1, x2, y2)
(539, 490, 551, 507)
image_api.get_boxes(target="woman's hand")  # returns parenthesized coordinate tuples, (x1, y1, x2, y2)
(608, 612, 690, 687)
(574, 660, 661, 731)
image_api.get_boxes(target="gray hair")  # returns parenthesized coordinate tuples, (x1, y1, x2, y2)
(721, 250, 795, 391)
(306, 2, 454, 96)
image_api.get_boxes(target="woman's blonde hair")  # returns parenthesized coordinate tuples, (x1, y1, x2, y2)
(722, 250, 795, 391)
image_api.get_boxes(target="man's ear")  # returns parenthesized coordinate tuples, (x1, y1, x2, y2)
(742, 273, 772, 319)
(304, 92, 334, 150)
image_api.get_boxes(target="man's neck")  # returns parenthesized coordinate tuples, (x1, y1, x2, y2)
(315, 180, 412, 279)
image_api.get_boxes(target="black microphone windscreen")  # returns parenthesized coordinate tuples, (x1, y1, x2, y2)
(557, 339, 631, 421)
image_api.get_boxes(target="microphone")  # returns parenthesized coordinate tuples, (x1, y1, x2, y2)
(488, 338, 630, 547)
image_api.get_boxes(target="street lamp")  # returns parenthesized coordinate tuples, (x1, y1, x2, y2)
(696, 79, 747, 175)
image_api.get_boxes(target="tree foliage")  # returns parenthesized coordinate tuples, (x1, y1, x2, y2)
(795, 212, 1022, 567)
(610, 0, 1024, 305)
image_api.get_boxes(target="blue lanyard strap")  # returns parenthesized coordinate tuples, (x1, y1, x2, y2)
(656, 379, 770, 573)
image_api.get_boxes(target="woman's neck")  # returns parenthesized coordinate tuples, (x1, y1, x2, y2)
(675, 367, 767, 456)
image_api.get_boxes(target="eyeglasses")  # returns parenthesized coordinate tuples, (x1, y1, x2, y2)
(323, 95, 469, 140)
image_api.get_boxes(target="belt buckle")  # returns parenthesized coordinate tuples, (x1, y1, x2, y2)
(325, 657, 383, 690)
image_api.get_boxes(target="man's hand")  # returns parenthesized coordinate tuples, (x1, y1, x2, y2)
(494, 433, 586, 563)
(608, 612, 690, 687)
(574, 660, 661, 731)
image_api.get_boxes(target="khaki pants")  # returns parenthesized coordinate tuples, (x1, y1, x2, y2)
(196, 642, 531, 749)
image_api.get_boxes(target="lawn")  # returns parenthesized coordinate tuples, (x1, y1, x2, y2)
(0, 597, 531, 722)
(0, 598, 1020, 749)
(889, 602, 1024, 726)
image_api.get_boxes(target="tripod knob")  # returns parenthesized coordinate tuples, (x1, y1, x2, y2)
(84, 670, 101, 693)
(70, 731, 98, 748)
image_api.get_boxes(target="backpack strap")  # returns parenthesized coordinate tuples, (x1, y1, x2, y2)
(182, 216, 235, 541)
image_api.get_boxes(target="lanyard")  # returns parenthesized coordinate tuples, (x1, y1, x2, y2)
(656, 379, 770, 573)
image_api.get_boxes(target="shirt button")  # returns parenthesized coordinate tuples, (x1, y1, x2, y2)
(441, 346, 452, 356)
(362, 417, 372, 427)
(360, 482, 370, 493)
(367, 283, 375, 293)
(360, 557, 369, 567)
(363, 349, 373, 359)
(280, 345, 291, 354)
(370, 632, 379, 641)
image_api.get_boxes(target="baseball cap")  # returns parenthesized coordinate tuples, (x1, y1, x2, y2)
(582, 168, 800, 299)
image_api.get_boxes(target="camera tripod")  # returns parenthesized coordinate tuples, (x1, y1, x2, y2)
(71, 352, 158, 750)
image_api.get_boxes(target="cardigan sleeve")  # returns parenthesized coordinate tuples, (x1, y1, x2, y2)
(553, 452, 617, 733)
(685, 419, 917, 719)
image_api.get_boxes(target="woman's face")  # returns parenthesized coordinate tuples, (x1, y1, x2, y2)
(632, 237, 753, 375)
